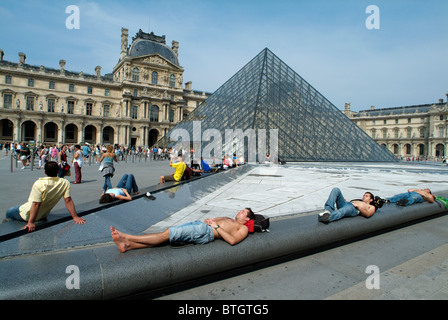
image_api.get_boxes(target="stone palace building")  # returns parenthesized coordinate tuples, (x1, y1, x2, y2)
(0, 28, 209, 148)
(344, 94, 448, 160)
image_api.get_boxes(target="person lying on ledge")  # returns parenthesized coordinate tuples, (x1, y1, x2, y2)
(99, 174, 139, 203)
(386, 188, 435, 206)
(110, 208, 255, 253)
(318, 188, 377, 223)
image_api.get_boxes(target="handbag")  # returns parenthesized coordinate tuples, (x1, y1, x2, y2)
(63, 162, 71, 177)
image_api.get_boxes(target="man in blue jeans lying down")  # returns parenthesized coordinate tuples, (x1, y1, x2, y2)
(110, 208, 255, 253)
(318, 188, 377, 223)
(386, 188, 435, 206)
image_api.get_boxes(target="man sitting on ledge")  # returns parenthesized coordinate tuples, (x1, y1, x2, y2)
(5, 161, 85, 232)
(110, 208, 255, 253)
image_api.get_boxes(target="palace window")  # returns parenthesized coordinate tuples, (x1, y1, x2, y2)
(69, 84, 75, 92)
(48, 99, 55, 112)
(131, 105, 138, 119)
(5, 75, 12, 84)
(49, 81, 55, 89)
(169, 109, 174, 122)
(169, 74, 175, 88)
(105, 89, 110, 97)
(26, 96, 34, 110)
(27, 78, 34, 87)
(150, 105, 159, 122)
(132, 68, 139, 81)
(419, 128, 425, 138)
(3, 94, 12, 109)
(68, 101, 75, 114)
(86, 103, 93, 116)
(151, 71, 158, 85)
(103, 105, 110, 117)
(87, 86, 93, 94)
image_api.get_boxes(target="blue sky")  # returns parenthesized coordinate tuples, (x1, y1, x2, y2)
(1, 0, 447, 111)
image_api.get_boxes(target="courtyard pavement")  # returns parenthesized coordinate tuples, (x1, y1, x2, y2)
(1, 150, 447, 300)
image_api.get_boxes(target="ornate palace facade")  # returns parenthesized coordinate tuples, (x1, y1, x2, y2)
(345, 94, 448, 160)
(0, 28, 209, 147)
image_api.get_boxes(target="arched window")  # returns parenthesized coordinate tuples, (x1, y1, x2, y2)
(169, 74, 175, 88)
(132, 68, 139, 81)
(150, 105, 159, 122)
(151, 71, 158, 85)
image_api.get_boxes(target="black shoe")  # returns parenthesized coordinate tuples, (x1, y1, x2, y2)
(396, 199, 409, 206)
(145, 192, 156, 200)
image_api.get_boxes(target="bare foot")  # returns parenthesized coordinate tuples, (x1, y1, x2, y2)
(110, 226, 129, 253)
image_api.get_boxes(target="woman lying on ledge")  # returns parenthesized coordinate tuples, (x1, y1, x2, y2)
(99, 174, 139, 203)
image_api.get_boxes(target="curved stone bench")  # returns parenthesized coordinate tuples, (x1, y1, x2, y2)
(1, 198, 446, 299)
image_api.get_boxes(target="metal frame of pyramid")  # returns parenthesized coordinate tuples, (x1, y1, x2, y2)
(158, 48, 397, 162)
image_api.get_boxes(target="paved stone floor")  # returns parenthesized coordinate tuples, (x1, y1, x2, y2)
(0, 151, 173, 221)
(1, 150, 447, 300)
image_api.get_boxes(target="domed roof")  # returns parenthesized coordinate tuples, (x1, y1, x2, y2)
(128, 30, 179, 66)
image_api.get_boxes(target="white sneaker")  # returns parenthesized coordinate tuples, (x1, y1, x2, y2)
(318, 210, 331, 223)
(318, 210, 330, 216)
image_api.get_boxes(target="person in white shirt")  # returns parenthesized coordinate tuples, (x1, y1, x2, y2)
(72, 144, 83, 184)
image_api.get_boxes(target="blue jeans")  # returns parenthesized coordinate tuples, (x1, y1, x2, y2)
(169, 220, 215, 245)
(324, 188, 359, 222)
(388, 191, 424, 205)
(103, 175, 113, 192)
(6, 205, 25, 221)
(116, 174, 138, 194)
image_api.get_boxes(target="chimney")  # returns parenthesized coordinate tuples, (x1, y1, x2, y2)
(185, 81, 192, 91)
(439, 99, 444, 104)
(120, 28, 129, 60)
(95, 66, 101, 78)
(370, 106, 375, 110)
(18, 52, 26, 66)
(59, 59, 66, 73)
(0, 49, 4, 61)
(172, 40, 179, 57)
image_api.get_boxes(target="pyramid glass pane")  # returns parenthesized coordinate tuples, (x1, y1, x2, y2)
(158, 48, 397, 162)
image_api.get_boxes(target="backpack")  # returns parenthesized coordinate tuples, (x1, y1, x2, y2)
(373, 196, 385, 209)
(182, 166, 193, 180)
(254, 214, 270, 232)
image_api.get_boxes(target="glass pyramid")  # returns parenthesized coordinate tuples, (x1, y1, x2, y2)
(159, 48, 397, 162)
